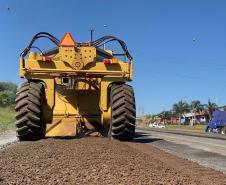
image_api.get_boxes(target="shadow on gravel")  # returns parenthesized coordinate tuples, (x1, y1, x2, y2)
(45, 135, 104, 140)
(45, 136, 78, 140)
(44, 131, 163, 144)
(131, 131, 163, 144)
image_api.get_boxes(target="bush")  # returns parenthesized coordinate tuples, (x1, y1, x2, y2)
(0, 82, 17, 92)
(0, 90, 16, 107)
(0, 107, 15, 131)
(0, 82, 17, 107)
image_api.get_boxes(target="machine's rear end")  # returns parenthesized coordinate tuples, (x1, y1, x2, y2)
(15, 32, 136, 141)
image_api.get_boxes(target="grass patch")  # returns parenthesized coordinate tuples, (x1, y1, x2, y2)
(0, 107, 15, 132)
(165, 124, 206, 132)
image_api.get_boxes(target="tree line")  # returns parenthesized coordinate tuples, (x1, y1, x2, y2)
(147, 100, 220, 125)
(0, 82, 17, 107)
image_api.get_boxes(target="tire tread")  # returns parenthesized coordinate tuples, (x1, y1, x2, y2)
(111, 84, 136, 140)
(15, 81, 45, 141)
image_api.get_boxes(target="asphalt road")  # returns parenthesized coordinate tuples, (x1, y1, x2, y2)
(136, 128, 226, 173)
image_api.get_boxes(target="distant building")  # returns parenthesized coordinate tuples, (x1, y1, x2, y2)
(181, 111, 206, 124)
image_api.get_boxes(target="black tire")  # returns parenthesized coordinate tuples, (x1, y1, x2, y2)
(15, 81, 46, 141)
(110, 84, 136, 140)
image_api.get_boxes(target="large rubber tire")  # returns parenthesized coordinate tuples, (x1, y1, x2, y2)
(110, 84, 136, 140)
(15, 81, 46, 141)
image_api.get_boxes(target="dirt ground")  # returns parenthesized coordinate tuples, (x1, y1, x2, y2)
(0, 137, 226, 185)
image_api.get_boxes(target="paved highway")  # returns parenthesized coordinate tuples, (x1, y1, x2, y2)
(135, 128, 226, 173)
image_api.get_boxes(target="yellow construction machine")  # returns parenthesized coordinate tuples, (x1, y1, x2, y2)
(15, 32, 136, 141)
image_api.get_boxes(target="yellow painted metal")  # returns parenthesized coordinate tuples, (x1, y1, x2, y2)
(46, 118, 77, 137)
(36, 55, 44, 61)
(19, 57, 25, 77)
(19, 41, 133, 137)
(129, 60, 133, 81)
(110, 58, 119, 64)
(24, 68, 128, 77)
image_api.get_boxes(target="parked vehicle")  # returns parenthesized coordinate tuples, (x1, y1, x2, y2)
(149, 122, 165, 129)
(206, 111, 226, 134)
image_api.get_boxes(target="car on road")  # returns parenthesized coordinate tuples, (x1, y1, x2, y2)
(149, 122, 165, 129)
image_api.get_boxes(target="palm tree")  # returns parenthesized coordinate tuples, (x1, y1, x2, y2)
(158, 111, 172, 124)
(190, 100, 204, 126)
(203, 99, 218, 122)
(172, 101, 190, 124)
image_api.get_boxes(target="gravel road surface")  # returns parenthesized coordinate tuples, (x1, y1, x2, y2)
(0, 130, 17, 149)
(1, 136, 226, 185)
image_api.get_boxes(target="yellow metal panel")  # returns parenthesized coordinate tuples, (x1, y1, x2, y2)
(129, 60, 133, 81)
(36, 55, 43, 61)
(59, 46, 96, 70)
(100, 80, 111, 111)
(19, 57, 25, 77)
(111, 58, 119, 64)
(46, 118, 77, 137)
(102, 107, 111, 126)
(54, 87, 78, 115)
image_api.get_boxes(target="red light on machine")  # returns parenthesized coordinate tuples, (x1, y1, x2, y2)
(103, 58, 111, 64)
(60, 32, 76, 47)
(43, 56, 52, 62)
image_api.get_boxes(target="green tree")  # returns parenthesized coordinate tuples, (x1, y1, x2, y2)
(0, 90, 15, 107)
(158, 111, 172, 124)
(172, 101, 190, 124)
(204, 99, 218, 122)
(0, 82, 17, 107)
(190, 100, 204, 126)
(0, 82, 17, 93)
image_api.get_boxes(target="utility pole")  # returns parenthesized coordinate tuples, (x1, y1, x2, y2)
(141, 107, 144, 116)
(89, 29, 94, 42)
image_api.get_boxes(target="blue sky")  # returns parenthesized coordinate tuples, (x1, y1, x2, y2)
(0, 0, 226, 115)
